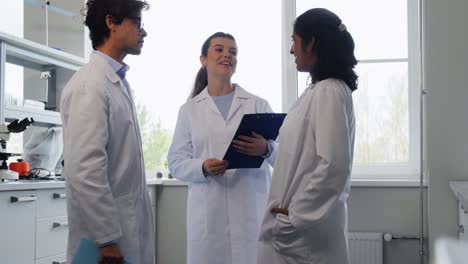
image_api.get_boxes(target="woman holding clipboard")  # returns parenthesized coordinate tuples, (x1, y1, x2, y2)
(168, 32, 277, 264)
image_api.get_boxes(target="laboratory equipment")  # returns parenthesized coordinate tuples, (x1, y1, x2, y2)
(0, 117, 35, 181)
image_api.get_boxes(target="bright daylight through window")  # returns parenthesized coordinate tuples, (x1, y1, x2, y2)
(125, 0, 282, 175)
(295, 0, 421, 180)
(1, 0, 420, 181)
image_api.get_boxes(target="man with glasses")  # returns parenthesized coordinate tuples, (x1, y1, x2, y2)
(60, 0, 153, 263)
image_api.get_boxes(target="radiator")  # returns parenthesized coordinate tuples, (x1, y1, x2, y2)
(348, 232, 383, 264)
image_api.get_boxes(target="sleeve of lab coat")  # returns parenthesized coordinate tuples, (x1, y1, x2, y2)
(62, 80, 122, 244)
(167, 105, 208, 183)
(256, 98, 278, 167)
(288, 83, 353, 232)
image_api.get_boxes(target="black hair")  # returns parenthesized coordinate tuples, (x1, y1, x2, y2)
(82, 0, 149, 50)
(190, 32, 236, 99)
(294, 8, 358, 91)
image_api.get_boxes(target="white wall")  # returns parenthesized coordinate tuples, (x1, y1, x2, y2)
(424, 0, 468, 259)
(23, 1, 85, 106)
(0, 1, 23, 37)
(23, 1, 84, 57)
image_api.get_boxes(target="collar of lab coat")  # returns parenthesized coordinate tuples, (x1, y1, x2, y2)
(194, 83, 251, 121)
(194, 83, 251, 102)
(89, 53, 124, 85)
(88, 53, 134, 102)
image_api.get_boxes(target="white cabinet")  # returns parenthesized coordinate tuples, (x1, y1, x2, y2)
(0, 188, 68, 264)
(0, 184, 158, 264)
(35, 188, 68, 260)
(148, 184, 157, 206)
(36, 216, 68, 259)
(35, 189, 67, 219)
(0, 190, 37, 264)
(148, 185, 157, 264)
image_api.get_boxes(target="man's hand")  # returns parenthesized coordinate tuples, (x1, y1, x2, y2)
(99, 243, 124, 264)
(202, 158, 229, 176)
(271, 207, 289, 216)
(232, 131, 268, 156)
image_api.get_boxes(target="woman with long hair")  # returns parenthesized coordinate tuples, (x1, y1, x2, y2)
(168, 32, 277, 264)
(258, 8, 358, 264)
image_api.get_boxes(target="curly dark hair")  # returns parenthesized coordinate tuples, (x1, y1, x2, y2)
(82, 0, 149, 49)
(294, 8, 358, 91)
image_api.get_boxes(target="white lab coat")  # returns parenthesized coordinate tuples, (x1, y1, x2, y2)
(60, 54, 154, 264)
(168, 85, 276, 264)
(258, 79, 355, 264)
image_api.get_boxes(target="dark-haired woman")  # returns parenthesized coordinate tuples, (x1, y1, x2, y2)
(168, 32, 276, 264)
(258, 8, 358, 264)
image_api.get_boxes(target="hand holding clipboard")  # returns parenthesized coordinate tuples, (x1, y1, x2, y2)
(222, 113, 286, 169)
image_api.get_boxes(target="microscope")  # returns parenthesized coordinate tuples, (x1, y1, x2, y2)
(0, 117, 35, 181)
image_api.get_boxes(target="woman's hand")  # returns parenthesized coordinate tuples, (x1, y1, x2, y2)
(271, 207, 289, 216)
(202, 158, 229, 176)
(232, 131, 268, 156)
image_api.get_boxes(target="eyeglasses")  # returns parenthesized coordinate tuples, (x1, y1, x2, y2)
(129, 16, 144, 31)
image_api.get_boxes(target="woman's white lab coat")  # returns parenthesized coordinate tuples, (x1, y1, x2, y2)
(168, 85, 276, 264)
(61, 54, 154, 264)
(258, 79, 355, 264)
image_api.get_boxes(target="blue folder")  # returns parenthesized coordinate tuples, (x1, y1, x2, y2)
(223, 113, 286, 169)
(73, 238, 131, 264)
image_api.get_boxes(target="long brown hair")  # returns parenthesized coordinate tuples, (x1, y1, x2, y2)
(189, 32, 236, 99)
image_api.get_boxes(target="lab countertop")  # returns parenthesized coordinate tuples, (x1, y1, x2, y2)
(0, 177, 187, 191)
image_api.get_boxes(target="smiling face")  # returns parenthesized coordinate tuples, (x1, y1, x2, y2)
(200, 37, 238, 79)
(290, 33, 317, 72)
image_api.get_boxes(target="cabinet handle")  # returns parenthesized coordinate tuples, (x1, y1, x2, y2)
(52, 222, 69, 228)
(10, 196, 37, 203)
(52, 261, 66, 264)
(53, 193, 66, 199)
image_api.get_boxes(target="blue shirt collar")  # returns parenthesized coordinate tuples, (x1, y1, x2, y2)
(93, 50, 130, 80)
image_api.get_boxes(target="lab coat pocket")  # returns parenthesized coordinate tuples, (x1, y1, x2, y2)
(271, 213, 311, 263)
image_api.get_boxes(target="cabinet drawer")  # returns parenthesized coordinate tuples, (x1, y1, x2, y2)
(36, 189, 67, 219)
(0, 190, 36, 264)
(36, 216, 68, 259)
(35, 253, 66, 264)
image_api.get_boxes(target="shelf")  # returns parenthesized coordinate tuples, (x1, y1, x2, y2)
(1, 31, 84, 127)
(0, 31, 85, 71)
(4, 104, 61, 127)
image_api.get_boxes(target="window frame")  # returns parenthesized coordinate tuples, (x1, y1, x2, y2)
(281, 0, 423, 181)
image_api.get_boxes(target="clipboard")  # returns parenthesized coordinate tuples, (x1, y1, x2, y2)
(222, 113, 286, 169)
(72, 238, 132, 264)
